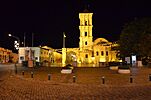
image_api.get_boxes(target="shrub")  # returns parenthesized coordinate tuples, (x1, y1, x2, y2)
(118, 65, 130, 69)
(62, 64, 72, 69)
(109, 62, 119, 66)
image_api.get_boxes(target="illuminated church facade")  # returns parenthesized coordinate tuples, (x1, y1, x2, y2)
(17, 9, 120, 67)
(62, 9, 120, 66)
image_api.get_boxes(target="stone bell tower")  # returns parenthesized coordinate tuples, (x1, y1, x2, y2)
(79, 9, 93, 63)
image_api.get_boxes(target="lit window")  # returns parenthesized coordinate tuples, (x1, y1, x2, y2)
(106, 51, 108, 56)
(85, 54, 88, 58)
(101, 51, 104, 56)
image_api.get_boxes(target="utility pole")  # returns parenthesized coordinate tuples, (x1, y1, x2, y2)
(63, 32, 66, 48)
(62, 32, 66, 66)
(32, 33, 34, 47)
(24, 33, 26, 47)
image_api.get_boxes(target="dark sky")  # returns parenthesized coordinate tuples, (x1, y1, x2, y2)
(0, 0, 151, 51)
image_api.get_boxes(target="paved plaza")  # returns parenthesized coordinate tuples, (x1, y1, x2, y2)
(0, 64, 151, 99)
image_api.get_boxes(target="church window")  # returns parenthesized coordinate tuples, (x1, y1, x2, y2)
(85, 54, 88, 58)
(106, 51, 108, 56)
(85, 41, 87, 45)
(85, 21, 87, 25)
(101, 51, 104, 56)
(96, 51, 99, 56)
(85, 32, 87, 36)
(92, 51, 94, 57)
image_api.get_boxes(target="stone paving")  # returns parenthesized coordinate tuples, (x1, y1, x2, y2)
(0, 66, 151, 99)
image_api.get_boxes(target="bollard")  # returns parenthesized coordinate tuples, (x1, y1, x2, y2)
(102, 76, 105, 84)
(73, 75, 76, 83)
(31, 72, 33, 78)
(130, 75, 133, 83)
(15, 64, 17, 74)
(22, 71, 24, 76)
(48, 74, 51, 80)
(149, 74, 151, 81)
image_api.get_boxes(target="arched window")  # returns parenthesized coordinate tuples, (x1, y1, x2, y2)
(85, 32, 87, 36)
(106, 51, 108, 56)
(85, 54, 88, 58)
(96, 51, 99, 56)
(85, 41, 87, 45)
(85, 21, 87, 25)
(101, 51, 104, 56)
(92, 51, 94, 57)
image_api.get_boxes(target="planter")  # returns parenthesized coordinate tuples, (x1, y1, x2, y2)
(118, 69, 130, 74)
(109, 66, 118, 70)
(61, 69, 72, 74)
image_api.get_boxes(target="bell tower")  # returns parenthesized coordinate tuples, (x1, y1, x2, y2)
(79, 9, 93, 51)
(79, 9, 93, 63)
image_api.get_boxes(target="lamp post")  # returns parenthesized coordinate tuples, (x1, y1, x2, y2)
(62, 32, 66, 66)
(24, 33, 26, 47)
(63, 32, 66, 48)
(8, 34, 20, 49)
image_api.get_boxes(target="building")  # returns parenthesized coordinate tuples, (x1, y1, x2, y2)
(17, 9, 120, 67)
(0, 47, 18, 63)
(18, 46, 62, 66)
(19, 47, 41, 63)
(62, 9, 120, 66)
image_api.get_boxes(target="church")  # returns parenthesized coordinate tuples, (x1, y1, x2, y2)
(62, 9, 121, 66)
(18, 9, 121, 67)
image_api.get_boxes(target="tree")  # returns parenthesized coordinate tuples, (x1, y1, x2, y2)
(119, 18, 151, 60)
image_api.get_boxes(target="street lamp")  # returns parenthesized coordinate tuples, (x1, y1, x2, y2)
(8, 34, 12, 37)
(63, 32, 66, 48)
(62, 32, 67, 66)
(8, 34, 20, 49)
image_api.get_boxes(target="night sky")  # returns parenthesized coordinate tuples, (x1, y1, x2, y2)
(0, 0, 151, 51)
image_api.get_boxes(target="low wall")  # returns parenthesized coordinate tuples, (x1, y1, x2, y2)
(118, 69, 130, 74)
